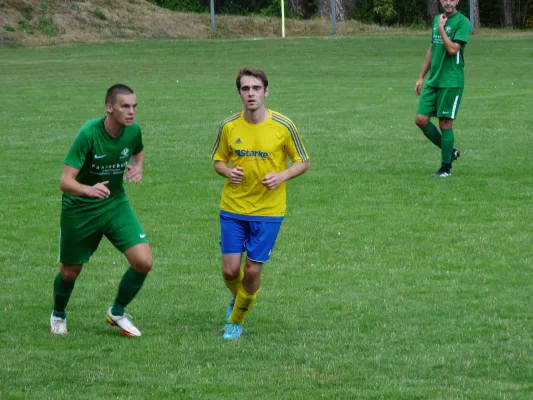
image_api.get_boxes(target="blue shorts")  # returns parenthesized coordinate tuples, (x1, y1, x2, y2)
(220, 213, 283, 263)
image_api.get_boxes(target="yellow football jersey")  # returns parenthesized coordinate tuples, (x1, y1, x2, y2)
(211, 110, 309, 218)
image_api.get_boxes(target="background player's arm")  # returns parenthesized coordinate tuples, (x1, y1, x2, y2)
(60, 165, 110, 199)
(261, 160, 310, 190)
(214, 161, 245, 184)
(415, 44, 433, 95)
(125, 150, 144, 183)
(438, 15, 462, 55)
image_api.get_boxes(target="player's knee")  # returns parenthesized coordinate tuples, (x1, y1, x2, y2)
(439, 118, 453, 130)
(222, 255, 242, 279)
(415, 115, 428, 128)
(132, 254, 153, 273)
(60, 264, 82, 281)
(222, 266, 241, 280)
(244, 261, 262, 277)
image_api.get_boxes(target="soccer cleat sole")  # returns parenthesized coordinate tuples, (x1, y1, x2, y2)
(106, 316, 136, 337)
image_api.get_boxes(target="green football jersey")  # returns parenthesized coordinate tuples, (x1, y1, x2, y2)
(427, 12, 470, 88)
(62, 117, 143, 212)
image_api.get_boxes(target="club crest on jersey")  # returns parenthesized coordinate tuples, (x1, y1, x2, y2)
(120, 148, 130, 159)
(445, 26, 452, 34)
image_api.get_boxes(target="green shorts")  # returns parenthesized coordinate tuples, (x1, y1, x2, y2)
(417, 86, 463, 119)
(59, 199, 147, 265)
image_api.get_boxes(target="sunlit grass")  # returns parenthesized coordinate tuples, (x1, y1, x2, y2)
(1, 35, 533, 399)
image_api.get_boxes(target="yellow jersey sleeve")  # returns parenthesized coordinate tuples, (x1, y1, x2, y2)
(271, 111, 309, 163)
(210, 113, 240, 162)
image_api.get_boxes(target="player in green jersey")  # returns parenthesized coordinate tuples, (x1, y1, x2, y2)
(50, 84, 152, 337)
(414, 0, 470, 177)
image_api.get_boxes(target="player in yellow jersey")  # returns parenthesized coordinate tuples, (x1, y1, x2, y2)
(210, 68, 310, 339)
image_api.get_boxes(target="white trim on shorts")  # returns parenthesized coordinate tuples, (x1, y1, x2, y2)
(451, 95, 459, 119)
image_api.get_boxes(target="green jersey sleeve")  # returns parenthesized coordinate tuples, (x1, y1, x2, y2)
(64, 129, 90, 170)
(453, 18, 470, 44)
(133, 124, 144, 154)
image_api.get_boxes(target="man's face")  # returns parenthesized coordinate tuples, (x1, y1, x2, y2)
(440, 0, 459, 14)
(238, 75, 268, 112)
(107, 93, 137, 126)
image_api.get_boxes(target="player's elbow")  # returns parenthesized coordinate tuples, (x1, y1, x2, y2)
(447, 45, 461, 56)
(59, 176, 67, 192)
(59, 175, 73, 193)
(213, 161, 223, 174)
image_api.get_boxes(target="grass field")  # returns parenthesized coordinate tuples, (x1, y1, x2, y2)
(1, 34, 533, 399)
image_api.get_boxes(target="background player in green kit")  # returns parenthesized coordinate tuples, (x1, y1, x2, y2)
(414, 0, 470, 177)
(50, 84, 153, 337)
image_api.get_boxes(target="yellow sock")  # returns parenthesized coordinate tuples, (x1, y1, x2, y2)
(229, 283, 259, 325)
(222, 269, 244, 296)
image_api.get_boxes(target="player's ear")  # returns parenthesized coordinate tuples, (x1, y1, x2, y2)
(264, 86, 269, 97)
(106, 102, 113, 114)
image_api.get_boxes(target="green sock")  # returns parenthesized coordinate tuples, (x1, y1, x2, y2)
(53, 273, 76, 319)
(421, 122, 442, 148)
(111, 267, 148, 316)
(441, 128, 455, 163)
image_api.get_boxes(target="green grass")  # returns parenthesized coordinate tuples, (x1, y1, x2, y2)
(1, 35, 533, 399)
(21, 8, 33, 20)
(93, 9, 107, 21)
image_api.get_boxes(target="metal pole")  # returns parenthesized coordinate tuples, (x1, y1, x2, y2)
(210, 0, 215, 30)
(281, 0, 285, 38)
(469, 0, 474, 33)
(332, 0, 336, 35)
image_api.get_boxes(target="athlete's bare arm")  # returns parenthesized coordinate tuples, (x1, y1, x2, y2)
(60, 165, 110, 199)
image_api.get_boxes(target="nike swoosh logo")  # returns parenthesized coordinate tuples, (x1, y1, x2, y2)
(94, 154, 107, 159)
(139, 234, 146, 238)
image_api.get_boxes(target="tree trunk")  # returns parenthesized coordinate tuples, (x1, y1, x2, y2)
(428, 0, 439, 20)
(318, 0, 354, 21)
(288, 0, 309, 15)
(473, 0, 480, 28)
(501, 0, 513, 27)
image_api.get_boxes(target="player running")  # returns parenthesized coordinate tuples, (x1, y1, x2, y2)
(211, 68, 310, 339)
(50, 84, 152, 337)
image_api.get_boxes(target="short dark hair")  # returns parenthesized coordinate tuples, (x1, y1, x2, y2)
(236, 68, 268, 91)
(105, 84, 134, 104)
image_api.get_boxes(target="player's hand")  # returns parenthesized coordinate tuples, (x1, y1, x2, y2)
(125, 164, 143, 183)
(229, 166, 245, 184)
(86, 181, 110, 199)
(261, 172, 284, 190)
(414, 78, 424, 95)
(438, 14, 447, 29)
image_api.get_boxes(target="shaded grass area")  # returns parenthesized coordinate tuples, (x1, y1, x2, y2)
(1, 36, 533, 398)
